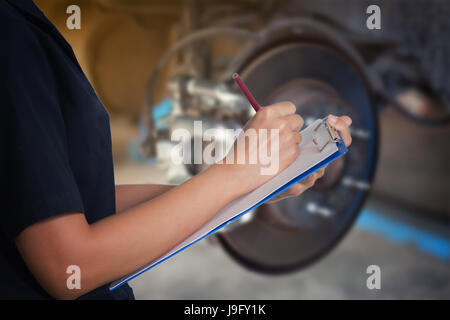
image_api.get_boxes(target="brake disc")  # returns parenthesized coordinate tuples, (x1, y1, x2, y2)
(216, 39, 378, 273)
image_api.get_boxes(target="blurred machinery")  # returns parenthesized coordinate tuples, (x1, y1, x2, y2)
(36, 0, 450, 274)
(134, 0, 449, 273)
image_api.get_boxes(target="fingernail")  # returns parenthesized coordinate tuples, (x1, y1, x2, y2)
(328, 115, 337, 123)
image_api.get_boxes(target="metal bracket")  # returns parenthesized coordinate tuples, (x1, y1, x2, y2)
(312, 120, 342, 152)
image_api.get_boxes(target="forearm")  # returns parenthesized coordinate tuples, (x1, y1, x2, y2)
(115, 184, 175, 213)
(22, 164, 245, 299)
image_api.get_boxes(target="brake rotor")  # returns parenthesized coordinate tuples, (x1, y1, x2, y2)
(216, 40, 378, 273)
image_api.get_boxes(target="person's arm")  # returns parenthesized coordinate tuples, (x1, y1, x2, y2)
(115, 184, 175, 213)
(16, 164, 243, 299)
(18, 102, 345, 300)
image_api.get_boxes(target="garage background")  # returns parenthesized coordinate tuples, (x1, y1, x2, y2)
(34, 0, 449, 299)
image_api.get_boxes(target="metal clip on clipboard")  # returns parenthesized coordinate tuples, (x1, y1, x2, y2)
(312, 119, 342, 152)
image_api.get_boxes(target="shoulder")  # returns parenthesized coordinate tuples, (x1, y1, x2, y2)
(0, 1, 31, 33)
(0, 6, 58, 113)
(0, 20, 39, 52)
(0, 2, 46, 60)
(0, 14, 52, 86)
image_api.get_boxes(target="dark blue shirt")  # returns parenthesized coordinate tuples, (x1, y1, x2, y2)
(0, 0, 134, 299)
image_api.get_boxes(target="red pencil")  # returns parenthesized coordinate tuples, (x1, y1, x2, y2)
(232, 73, 261, 112)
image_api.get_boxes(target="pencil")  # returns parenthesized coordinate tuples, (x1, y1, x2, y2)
(232, 73, 261, 112)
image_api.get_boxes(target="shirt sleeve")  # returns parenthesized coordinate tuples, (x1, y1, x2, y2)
(0, 20, 85, 241)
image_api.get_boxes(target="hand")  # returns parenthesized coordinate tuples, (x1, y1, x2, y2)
(221, 101, 304, 195)
(267, 114, 352, 203)
(327, 114, 352, 147)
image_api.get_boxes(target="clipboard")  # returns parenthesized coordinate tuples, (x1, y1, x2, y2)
(109, 117, 348, 290)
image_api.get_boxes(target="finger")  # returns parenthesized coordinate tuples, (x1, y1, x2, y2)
(281, 113, 304, 131)
(272, 101, 297, 116)
(279, 130, 301, 148)
(309, 171, 321, 184)
(292, 131, 302, 144)
(327, 115, 352, 147)
(300, 174, 315, 188)
(316, 167, 325, 178)
(286, 167, 325, 197)
(340, 116, 352, 126)
(287, 183, 305, 196)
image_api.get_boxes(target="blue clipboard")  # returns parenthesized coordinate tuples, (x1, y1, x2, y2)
(110, 119, 348, 291)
